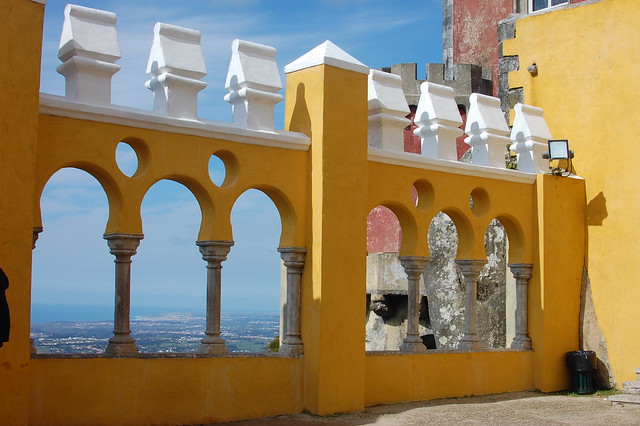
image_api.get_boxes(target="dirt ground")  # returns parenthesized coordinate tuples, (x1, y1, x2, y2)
(217, 391, 640, 425)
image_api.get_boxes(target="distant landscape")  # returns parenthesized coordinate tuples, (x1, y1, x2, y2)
(31, 309, 280, 354)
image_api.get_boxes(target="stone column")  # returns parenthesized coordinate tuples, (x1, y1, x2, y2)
(456, 259, 487, 351)
(197, 240, 233, 355)
(399, 256, 430, 353)
(278, 247, 306, 355)
(508, 263, 533, 350)
(30, 227, 44, 355)
(104, 233, 143, 355)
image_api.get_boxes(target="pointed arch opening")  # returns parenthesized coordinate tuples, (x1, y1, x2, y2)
(31, 168, 113, 354)
(224, 189, 282, 353)
(134, 179, 204, 353)
(476, 218, 512, 349)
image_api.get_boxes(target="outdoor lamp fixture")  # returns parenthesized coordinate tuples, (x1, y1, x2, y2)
(543, 139, 574, 176)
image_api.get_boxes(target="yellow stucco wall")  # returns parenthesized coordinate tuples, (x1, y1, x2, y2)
(0, 1, 44, 424)
(30, 357, 303, 425)
(365, 351, 534, 405)
(503, 0, 640, 385)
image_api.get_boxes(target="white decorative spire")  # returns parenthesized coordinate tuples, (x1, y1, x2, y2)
(145, 23, 207, 120)
(465, 93, 510, 168)
(510, 103, 552, 173)
(413, 82, 463, 160)
(284, 40, 369, 74)
(224, 39, 282, 131)
(367, 70, 410, 152)
(57, 4, 121, 105)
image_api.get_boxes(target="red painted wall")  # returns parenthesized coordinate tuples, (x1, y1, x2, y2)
(453, 0, 512, 96)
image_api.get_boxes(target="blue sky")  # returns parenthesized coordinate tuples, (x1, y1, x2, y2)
(32, 0, 443, 320)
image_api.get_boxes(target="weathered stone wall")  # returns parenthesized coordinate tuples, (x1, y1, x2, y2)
(366, 215, 510, 351)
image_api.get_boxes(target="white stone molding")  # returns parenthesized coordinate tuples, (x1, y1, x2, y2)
(104, 233, 143, 355)
(455, 259, 487, 351)
(40, 94, 310, 151)
(510, 103, 552, 173)
(367, 70, 410, 152)
(284, 40, 369, 74)
(398, 256, 430, 353)
(414, 82, 463, 160)
(508, 263, 533, 350)
(278, 247, 306, 356)
(196, 241, 234, 355)
(57, 4, 121, 106)
(145, 23, 207, 120)
(224, 40, 282, 131)
(465, 93, 510, 168)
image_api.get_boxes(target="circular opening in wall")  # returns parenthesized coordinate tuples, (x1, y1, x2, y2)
(115, 142, 139, 177)
(208, 154, 226, 187)
(413, 179, 434, 211)
(469, 187, 490, 217)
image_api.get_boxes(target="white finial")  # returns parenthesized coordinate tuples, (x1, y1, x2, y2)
(284, 40, 369, 74)
(465, 93, 510, 168)
(145, 23, 207, 120)
(510, 103, 552, 173)
(367, 70, 410, 152)
(413, 82, 462, 160)
(57, 4, 121, 105)
(224, 39, 282, 131)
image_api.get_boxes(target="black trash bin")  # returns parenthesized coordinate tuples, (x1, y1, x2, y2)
(565, 350, 597, 394)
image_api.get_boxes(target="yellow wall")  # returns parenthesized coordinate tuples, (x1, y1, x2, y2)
(0, 1, 44, 424)
(503, 0, 640, 385)
(30, 357, 303, 425)
(286, 65, 369, 414)
(365, 351, 533, 405)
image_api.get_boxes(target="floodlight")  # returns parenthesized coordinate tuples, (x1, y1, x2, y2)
(542, 139, 574, 160)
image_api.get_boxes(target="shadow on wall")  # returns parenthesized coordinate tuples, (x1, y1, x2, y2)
(586, 192, 607, 226)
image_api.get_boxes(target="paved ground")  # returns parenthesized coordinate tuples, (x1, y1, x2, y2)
(218, 391, 640, 425)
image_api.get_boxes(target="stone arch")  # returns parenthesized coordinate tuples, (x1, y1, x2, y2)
(237, 185, 297, 248)
(367, 201, 420, 256)
(440, 207, 475, 259)
(494, 214, 527, 263)
(143, 174, 215, 241)
(35, 162, 123, 233)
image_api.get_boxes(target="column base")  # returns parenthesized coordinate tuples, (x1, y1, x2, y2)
(199, 342, 229, 355)
(400, 335, 428, 353)
(400, 341, 428, 353)
(458, 335, 483, 351)
(279, 343, 303, 356)
(510, 335, 532, 350)
(106, 338, 139, 355)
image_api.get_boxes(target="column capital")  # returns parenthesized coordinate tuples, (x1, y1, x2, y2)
(278, 247, 307, 269)
(196, 240, 234, 263)
(508, 263, 533, 281)
(104, 233, 144, 257)
(455, 258, 487, 274)
(398, 256, 430, 275)
(32, 226, 43, 250)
